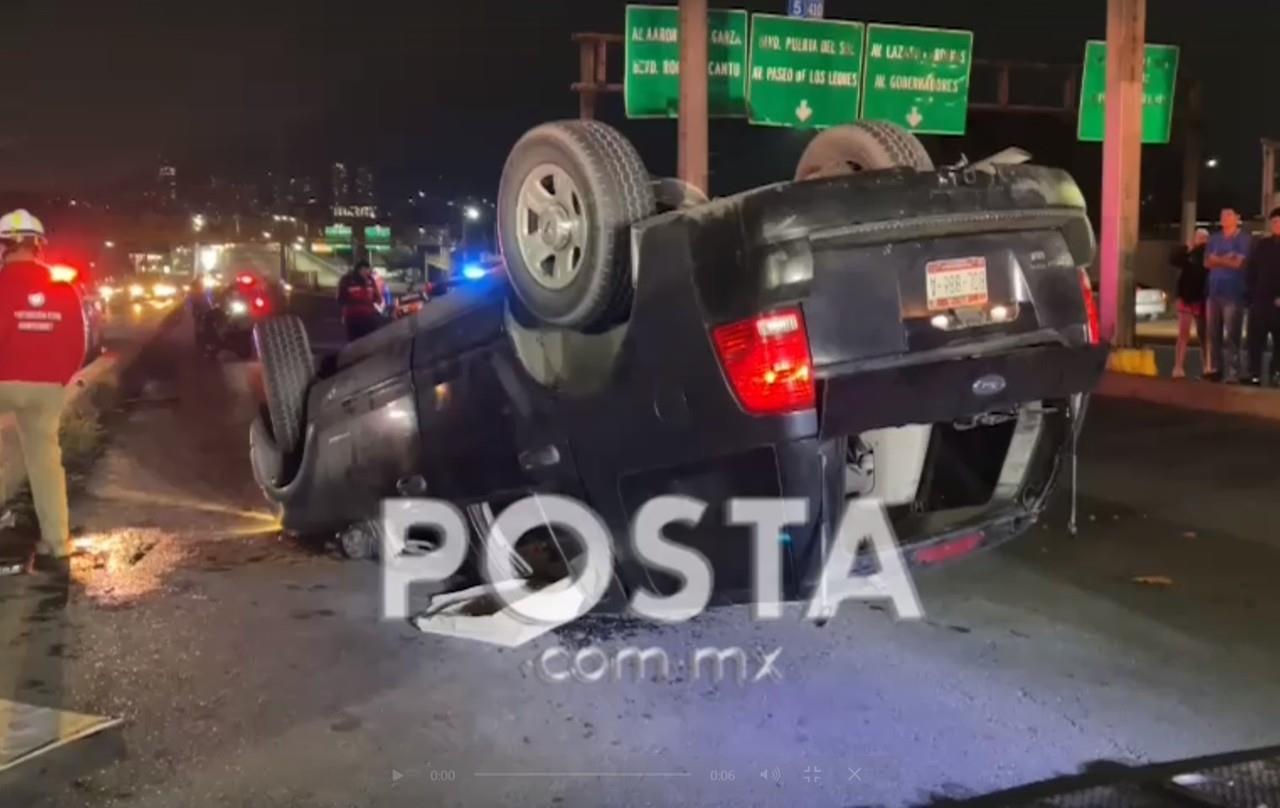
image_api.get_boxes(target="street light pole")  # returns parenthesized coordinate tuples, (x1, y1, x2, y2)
(1098, 0, 1146, 348)
(677, 0, 709, 195)
(1180, 80, 1203, 245)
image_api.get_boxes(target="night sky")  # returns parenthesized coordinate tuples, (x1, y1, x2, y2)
(1, 0, 1275, 215)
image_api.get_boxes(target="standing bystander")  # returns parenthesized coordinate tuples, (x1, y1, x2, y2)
(337, 260, 384, 341)
(1245, 208, 1280, 385)
(0, 210, 86, 576)
(1203, 207, 1252, 382)
(1172, 227, 1210, 378)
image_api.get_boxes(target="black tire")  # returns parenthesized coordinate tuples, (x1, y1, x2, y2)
(254, 315, 312, 457)
(795, 121, 934, 181)
(498, 120, 655, 330)
(249, 409, 285, 488)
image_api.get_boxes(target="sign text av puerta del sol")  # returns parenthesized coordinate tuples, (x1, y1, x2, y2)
(623, 6, 974, 134)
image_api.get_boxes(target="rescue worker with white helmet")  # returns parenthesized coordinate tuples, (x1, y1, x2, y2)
(0, 209, 86, 575)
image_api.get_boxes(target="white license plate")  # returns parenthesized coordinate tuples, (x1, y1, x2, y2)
(926, 257, 989, 311)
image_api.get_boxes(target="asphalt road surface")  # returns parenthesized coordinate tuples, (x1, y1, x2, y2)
(3, 306, 1280, 807)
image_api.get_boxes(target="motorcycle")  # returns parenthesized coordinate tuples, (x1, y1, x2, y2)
(196, 272, 279, 359)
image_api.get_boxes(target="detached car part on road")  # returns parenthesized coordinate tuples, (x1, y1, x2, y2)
(250, 120, 1106, 612)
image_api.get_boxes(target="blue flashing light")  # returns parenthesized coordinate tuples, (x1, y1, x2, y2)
(461, 264, 487, 281)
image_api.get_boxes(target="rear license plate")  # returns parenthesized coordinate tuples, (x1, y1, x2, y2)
(926, 257, 989, 311)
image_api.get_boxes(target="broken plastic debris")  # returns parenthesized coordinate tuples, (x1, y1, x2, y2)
(1131, 576, 1174, 587)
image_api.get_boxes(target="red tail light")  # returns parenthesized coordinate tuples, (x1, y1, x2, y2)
(1078, 269, 1100, 345)
(49, 265, 79, 284)
(913, 531, 984, 565)
(712, 307, 815, 415)
(237, 273, 257, 287)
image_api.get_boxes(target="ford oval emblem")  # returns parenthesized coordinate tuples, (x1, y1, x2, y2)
(972, 374, 1007, 397)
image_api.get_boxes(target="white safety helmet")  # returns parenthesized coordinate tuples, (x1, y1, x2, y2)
(0, 209, 47, 243)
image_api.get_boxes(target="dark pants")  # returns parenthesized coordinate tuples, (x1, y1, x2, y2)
(1206, 297, 1245, 379)
(345, 315, 383, 342)
(1247, 303, 1280, 379)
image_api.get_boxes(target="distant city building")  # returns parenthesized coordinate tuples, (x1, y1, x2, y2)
(233, 182, 260, 215)
(282, 176, 299, 208)
(158, 165, 177, 207)
(331, 162, 350, 207)
(355, 166, 376, 206)
(299, 176, 318, 206)
(267, 171, 285, 211)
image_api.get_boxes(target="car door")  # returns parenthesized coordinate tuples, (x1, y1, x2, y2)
(411, 282, 577, 504)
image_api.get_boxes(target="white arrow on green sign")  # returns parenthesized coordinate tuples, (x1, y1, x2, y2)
(1077, 41, 1179, 145)
(860, 24, 974, 136)
(746, 14, 864, 129)
(624, 5, 750, 119)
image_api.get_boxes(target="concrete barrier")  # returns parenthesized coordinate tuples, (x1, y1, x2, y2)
(1106, 348, 1159, 376)
(1097, 371, 1280, 422)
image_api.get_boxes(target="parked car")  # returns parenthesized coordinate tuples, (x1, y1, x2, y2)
(49, 264, 105, 366)
(115, 274, 181, 305)
(390, 263, 490, 320)
(250, 120, 1106, 614)
(1135, 283, 1168, 320)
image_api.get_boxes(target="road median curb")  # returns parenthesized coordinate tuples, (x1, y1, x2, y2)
(1106, 347, 1157, 376)
(1097, 370, 1280, 422)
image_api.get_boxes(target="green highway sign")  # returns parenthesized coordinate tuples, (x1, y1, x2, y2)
(323, 224, 352, 244)
(1077, 41, 1180, 144)
(364, 225, 391, 244)
(624, 5, 749, 118)
(861, 24, 974, 136)
(746, 14, 864, 128)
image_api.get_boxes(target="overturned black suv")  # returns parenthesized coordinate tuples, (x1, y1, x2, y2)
(250, 120, 1106, 609)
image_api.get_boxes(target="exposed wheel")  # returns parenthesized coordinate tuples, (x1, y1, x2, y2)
(254, 315, 313, 457)
(795, 121, 933, 181)
(498, 120, 655, 330)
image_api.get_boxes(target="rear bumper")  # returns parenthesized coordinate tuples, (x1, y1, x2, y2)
(609, 409, 1077, 607)
(817, 341, 1107, 438)
(612, 346, 1101, 608)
